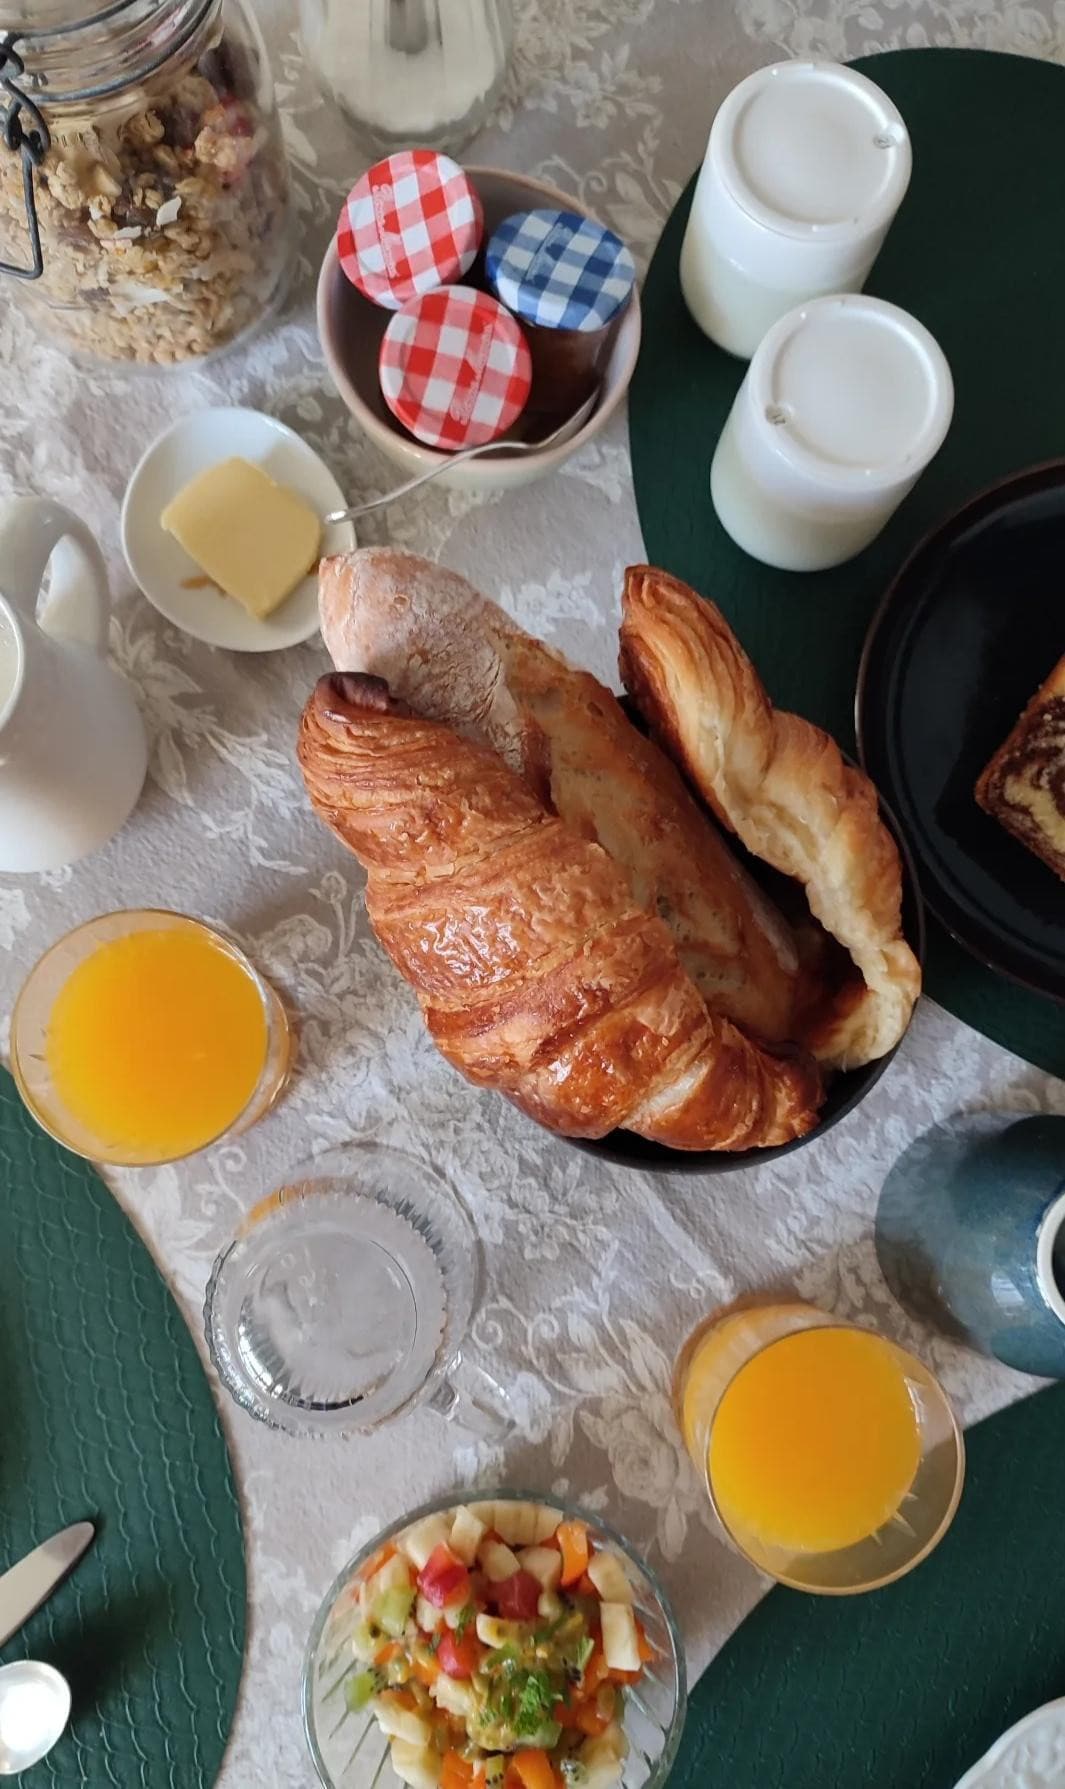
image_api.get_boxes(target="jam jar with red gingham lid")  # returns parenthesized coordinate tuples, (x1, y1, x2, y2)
(336, 150, 483, 311)
(0, 0, 293, 364)
(378, 285, 531, 451)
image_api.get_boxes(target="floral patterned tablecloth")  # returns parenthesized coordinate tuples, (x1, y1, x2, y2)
(1, 1, 1063, 1782)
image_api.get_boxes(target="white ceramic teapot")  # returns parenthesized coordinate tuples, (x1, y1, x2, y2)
(0, 497, 147, 874)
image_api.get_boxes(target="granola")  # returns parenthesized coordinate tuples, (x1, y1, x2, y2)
(0, 33, 293, 364)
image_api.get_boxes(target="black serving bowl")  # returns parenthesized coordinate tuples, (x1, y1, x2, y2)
(565, 769, 925, 1176)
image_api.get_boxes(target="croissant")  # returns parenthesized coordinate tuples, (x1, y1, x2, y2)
(619, 566, 921, 1070)
(298, 673, 824, 1151)
(318, 548, 801, 1044)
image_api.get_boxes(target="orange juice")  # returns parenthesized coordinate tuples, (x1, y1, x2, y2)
(707, 1326, 921, 1556)
(44, 922, 271, 1161)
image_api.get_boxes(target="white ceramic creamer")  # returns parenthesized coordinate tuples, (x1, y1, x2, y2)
(0, 497, 147, 873)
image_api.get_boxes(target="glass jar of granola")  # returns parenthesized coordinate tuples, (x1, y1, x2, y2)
(0, 0, 294, 365)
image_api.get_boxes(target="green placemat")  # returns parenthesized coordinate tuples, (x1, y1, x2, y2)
(671, 1383, 1065, 1788)
(629, 48, 1065, 1078)
(0, 1065, 246, 1786)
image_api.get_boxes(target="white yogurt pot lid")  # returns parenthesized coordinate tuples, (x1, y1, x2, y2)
(747, 294, 954, 492)
(710, 60, 912, 244)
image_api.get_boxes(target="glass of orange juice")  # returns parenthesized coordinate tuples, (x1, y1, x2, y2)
(12, 909, 292, 1166)
(674, 1300, 964, 1594)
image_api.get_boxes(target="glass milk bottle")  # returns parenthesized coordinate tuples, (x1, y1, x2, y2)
(710, 295, 953, 572)
(299, 0, 514, 158)
(681, 61, 911, 360)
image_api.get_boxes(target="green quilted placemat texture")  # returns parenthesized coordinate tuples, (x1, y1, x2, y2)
(0, 1064, 246, 1786)
(629, 48, 1065, 1079)
(671, 1382, 1065, 1788)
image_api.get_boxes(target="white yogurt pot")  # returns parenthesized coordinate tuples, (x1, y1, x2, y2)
(710, 294, 954, 572)
(681, 61, 912, 359)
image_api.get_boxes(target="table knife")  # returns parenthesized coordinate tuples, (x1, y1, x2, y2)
(0, 1522, 95, 1649)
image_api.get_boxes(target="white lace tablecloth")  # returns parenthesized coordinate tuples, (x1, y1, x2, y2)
(1, 2, 1064, 1782)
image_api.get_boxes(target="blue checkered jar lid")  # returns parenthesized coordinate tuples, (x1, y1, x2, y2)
(485, 208, 636, 333)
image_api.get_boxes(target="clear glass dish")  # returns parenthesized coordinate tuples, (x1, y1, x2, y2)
(303, 1488, 687, 1789)
(204, 1143, 510, 1439)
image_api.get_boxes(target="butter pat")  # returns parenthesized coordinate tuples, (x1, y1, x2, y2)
(161, 457, 322, 619)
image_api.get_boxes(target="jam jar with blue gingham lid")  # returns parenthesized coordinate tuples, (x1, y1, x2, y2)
(485, 206, 636, 423)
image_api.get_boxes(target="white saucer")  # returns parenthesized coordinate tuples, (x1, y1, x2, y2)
(954, 1699, 1065, 1789)
(121, 406, 356, 652)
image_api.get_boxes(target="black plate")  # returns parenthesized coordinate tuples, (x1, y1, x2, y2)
(857, 463, 1065, 1004)
(567, 776, 925, 1176)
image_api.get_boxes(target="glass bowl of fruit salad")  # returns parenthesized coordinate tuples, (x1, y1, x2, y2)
(303, 1490, 687, 1789)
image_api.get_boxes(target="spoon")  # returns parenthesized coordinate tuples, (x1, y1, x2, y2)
(0, 1661, 71, 1775)
(324, 386, 601, 527)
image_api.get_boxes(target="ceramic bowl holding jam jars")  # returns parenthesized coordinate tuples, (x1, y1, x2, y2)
(0, 0, 295, 365)
(316, 164, 642, 493)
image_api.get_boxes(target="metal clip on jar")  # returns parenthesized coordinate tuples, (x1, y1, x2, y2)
(485, 207, 636, 427)
(0, 0, 294, 365)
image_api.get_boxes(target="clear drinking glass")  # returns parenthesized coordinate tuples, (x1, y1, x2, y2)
(11, 908, 291, 1167)
(298, 0, 514, 158)
(203, 1143, 510, 1438)
(673, 1299, 964, 1594)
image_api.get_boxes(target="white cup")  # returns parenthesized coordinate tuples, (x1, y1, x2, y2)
(0, 497, 147, 873)
(681, 61, 912, 360)
(710, 294, 954, 573)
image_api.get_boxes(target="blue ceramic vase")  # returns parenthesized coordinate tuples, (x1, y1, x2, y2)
(876, 1113, 1065, 1378)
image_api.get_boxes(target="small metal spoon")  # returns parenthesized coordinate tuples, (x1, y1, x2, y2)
(324, 387, 601, 528)
(0, 1661, 71, 1775)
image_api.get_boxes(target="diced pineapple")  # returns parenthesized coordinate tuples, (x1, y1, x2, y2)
(432, 1673, 476, 1719)
(399, 1514, 453, 1572)
(479, 1540, 521, 1582)
(537, 1589, 564, 1623)
(476, 1613, 527, 1649)
(415, 1594, 444, 1634)
(449, 1505, 487, 1566)
(375, 1692, 432, 1747)
(586, 1552, 634, 1606)
(518, 1546, 563, 1592)
(390, 1739, 443, 1789)
(579, 1737, 625, 1789)
(600, 1603, 640, 1674)
(362, 1552, 413, 1609)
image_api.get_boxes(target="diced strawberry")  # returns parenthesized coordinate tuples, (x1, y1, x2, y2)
(492, 1569, 542, 1622)
(438, 1628, 482, 1679)
(418, 1544, 471, 1610)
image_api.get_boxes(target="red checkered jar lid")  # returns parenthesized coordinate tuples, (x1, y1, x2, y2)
(336, 150, 484, 311)
(379, 286, 533, 451)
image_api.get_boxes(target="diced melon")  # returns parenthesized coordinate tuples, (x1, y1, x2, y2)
(479, 1540, 521, 1582)
(465, 1501, 498, 1527)
(600, 1603, 640, 1674)
(586, 1552, 634, 1606)
(399, 1514, 453, 1572)
(580, 1737, 625, 1789)
(532, 1504, 563, 1543)
(537, 1589, 564, 1623)
(390, 1739, 443, 1789)
(476, 1613, 526, 1649)
(415, 1594, 444, 1634)
(449, 1505, 487, 1566)
(362, 1551, 413, 1609)
(432, 1673, 476, 1719)
(490, 1501, 544, 1547)
(375, 1692, 432, 1747)
(518, 1546, 563, 1592)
